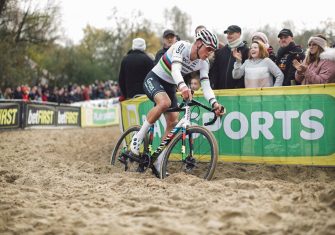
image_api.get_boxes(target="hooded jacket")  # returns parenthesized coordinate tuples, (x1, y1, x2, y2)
(295, 48, 335, 84)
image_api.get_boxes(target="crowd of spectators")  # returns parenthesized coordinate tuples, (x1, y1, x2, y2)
(2, 27, 335, 104)
(0, 80, 121, 104)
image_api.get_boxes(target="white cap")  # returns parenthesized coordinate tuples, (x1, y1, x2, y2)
(132, 38, 146, 51)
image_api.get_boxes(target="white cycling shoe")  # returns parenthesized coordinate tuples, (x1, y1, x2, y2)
(130, 134, 143, 155)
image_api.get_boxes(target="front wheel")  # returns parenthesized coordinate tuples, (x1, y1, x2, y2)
(160, 126, 218, 180)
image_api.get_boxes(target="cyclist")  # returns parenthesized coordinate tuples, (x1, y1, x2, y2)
(130, 29, 225, 174)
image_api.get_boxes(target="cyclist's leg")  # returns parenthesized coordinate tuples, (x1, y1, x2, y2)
(131, 72, 171, 155)
(153, 111, 179, 172)
(162, 87, 179, 139)
(162, 111, 179, 139)
(152, 88, 179, 173)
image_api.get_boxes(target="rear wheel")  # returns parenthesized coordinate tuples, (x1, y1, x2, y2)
(160, 126, 218, 180)
(111, 125, 149, 172)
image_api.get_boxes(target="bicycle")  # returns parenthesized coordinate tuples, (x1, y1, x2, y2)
(110, 98, 222, 180)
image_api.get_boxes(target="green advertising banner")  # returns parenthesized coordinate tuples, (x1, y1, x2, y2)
(81, 106, 119, 127)
(120, 85, 335, 166)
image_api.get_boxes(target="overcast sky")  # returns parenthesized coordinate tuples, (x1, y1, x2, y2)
(59, 0, 334, 44)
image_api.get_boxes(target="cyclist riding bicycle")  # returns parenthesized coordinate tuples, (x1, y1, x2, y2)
(130, 29, 225, 174)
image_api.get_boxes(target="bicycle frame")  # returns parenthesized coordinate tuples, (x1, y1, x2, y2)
(149, 101, 192, 163)
(148, 99, 217, 164)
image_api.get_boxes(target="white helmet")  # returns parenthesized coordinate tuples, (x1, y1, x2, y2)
(196, 29, 219, 50)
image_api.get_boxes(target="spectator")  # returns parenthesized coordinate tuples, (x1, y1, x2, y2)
(3, 88, 12, 99)
(41, 89, 49, 102)
(276, 28, 305, 86)
(29, 86, 38, 101)
(118, 38, 154, 99)
(82, 85, 91, 101)
(13, 86, 22, 99)
(0, 89, 3, 99)
(21, 86, 30, 101)
(232, 41, 284, 88)
(48, 87, 58, 103)
(210, 25, 249, 89)
(189, 76, 201, 91)
(154, 29, 177, 65)
(251, 32, 276, 62)
(293, 35, 335, 84)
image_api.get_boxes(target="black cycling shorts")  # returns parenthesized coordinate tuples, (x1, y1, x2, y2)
(143, 71, 178, 108)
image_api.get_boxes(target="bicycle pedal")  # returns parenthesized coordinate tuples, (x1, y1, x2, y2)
(136, 165, 146, 173)
(118, 155, 127, 164)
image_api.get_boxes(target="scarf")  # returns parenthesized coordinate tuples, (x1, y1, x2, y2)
(228, 38, 244, 50)
(277, 42, 296, 59)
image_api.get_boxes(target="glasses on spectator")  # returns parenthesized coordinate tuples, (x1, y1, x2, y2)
(308, 43, 318, 47)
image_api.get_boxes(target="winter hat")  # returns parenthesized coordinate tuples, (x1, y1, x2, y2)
(308, 36, 328, 51)
(251, 32, 269, 48)
(132, 38, 146, 51)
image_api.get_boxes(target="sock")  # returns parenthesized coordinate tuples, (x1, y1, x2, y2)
(136, 119, 151, 140)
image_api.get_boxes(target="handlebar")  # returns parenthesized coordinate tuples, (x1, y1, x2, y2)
(166, 99, 224, 126)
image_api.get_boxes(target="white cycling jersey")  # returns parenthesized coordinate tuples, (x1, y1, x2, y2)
(152, 40, 217, 106)
(152, 40, 210, 84)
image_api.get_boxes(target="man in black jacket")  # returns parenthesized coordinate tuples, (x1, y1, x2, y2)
(118, 38, 154, 99)
(276, 28, 305, 86)
(209, 25, 249, 89)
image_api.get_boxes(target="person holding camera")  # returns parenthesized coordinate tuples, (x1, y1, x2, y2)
(276, 29, 305, 86)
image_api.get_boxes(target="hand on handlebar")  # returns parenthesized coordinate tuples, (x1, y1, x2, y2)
(213, 102, 225, 116)
(180, 86, 192, 101)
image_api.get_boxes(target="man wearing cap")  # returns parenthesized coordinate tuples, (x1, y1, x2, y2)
(154, 29, 177, 65)
(209, 25, 249, 89)
(276, 28, 305, 86)
(118, 38, 154, 99)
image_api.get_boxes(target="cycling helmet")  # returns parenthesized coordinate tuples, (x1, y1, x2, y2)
(196, 29, 219, 50)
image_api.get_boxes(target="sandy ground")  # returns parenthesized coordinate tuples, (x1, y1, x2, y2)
(0, 126, 335, 235)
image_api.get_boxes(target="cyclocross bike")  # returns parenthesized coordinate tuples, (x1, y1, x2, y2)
(111, 98, 222, 180)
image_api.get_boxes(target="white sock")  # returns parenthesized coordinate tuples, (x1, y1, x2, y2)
(153, 148, 166, 172)
(136, 119, 151, 140)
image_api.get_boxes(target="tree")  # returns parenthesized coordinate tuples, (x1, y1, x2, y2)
(163, 6, 192, 41)
(0, 0, 61, 88)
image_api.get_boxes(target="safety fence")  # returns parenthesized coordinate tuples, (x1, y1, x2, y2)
(119, 84, 335, 166)
(0, 99, 119, 129)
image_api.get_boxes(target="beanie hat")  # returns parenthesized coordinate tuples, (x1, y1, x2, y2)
(132, 38, 146, 51)
(251, 32, 269, 48)
(308, 36, 328, 51)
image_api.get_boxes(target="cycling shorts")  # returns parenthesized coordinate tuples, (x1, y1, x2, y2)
(143, 71, 178, 108)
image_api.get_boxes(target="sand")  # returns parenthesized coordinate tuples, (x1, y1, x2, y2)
(0, 126, 335, 235)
